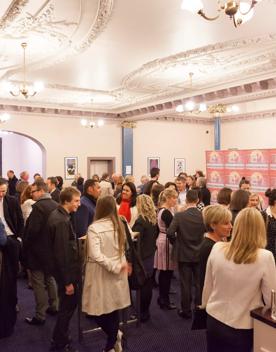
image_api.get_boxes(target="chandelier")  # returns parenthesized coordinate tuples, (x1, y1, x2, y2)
(176, 102, 239, 115)
(7, 42, 44, 99)
(175, 72, 239, 115)
(80, 118, 105, 128)
(181, 0, 262, 27)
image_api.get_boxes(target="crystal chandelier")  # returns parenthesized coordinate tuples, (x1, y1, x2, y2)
(181, 0, 262, 27)
(7, 42, 44, 99)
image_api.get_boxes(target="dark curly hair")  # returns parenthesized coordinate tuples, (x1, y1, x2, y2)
(116, 181, 137, 207)
(265, 188, 276, 206)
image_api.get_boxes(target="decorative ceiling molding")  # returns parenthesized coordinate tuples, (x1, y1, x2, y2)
(1, 102, 276, 125)
(221, 109, 276, 123)
(0, 0, 115, 78)
(74, 0, 114, 53)
(0, 0, 29, 31)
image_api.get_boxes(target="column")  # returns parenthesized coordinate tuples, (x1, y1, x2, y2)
(122, 127, 133, 176)
(214, 116, 221, 150)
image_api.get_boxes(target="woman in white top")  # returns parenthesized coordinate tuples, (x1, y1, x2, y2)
(20, 185, 35, 224)
(202, 207, 276, 352)
(82, 195, 131, 352)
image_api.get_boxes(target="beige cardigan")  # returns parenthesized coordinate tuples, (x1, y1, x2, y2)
(82, 219, 130, 316)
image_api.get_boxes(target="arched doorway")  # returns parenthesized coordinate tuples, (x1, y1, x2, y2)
(0, 130, 46, 179)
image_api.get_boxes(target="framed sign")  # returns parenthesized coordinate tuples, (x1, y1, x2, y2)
(174, 158, 186, 177)
(147, 157, 160, 175)
(64, 157, 78, 180)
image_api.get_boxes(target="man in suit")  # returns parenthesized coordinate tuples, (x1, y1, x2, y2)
(24, 180, 59, 325)
(0, 178, 24, 239)
(0, 178, 24, 317)
(74, 179, 101, 237)
(167, 189, 205, 319)
(47, 187, 81, 352)
(6, 170, 18, 197)
(47, 177, 61, 203)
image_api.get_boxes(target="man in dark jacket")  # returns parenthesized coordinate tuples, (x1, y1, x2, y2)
(167, 190, 206, 319)
(0, 178, 24, 239)
(74, 179, 101, 237)
(24, 180, 58, 325)
(47, 177, 61, 203)
(47, 187, 80, 352)
(7, 170, 18, 197)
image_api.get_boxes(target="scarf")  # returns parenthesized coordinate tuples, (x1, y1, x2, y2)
(118, 199, 131, 223)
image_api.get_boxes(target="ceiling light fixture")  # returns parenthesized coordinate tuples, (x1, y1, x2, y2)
(181, 0, 262, 27)
(80, 118, 105, 128)
(176, 102, 239, 115)
(175, 72, 240, 115)
(7, 42, 44, 99)
(0, 113, 11, 123)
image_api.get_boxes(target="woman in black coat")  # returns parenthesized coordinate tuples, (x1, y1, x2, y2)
(132, 195, 158, 322)
(0, 220, 18, 338)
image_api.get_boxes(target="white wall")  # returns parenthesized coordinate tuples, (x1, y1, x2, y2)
(1, 132, 43, 178)
(221, 117, 276, 150)
(2, 114, 122, 185)
(133, 120, 214, 183)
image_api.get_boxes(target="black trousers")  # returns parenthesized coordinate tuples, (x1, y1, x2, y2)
(140, 277, 153, 316)
(207, 314, 253, 352)
(178, 262, 200, 314)
(94, 310, 120, 351)
(52, 282, 78, 347)
(158, 270, 173, 304)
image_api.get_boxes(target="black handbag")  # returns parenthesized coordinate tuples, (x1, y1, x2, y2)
(122, 219, 147, 290)
(191, 306, 207, 330)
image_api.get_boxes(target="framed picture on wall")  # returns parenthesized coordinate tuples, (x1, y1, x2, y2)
(64, 157, 78, 180)
(147, 157, 160, 175)
(174, 158, 186, 177)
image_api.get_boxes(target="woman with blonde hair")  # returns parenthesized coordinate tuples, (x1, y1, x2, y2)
(132, 194, 158, 322)
(154, 188, 178, 310)
(202, 207, 276, 352)
(200, 205, 232, 297)
(82, 196, 131, 352)
(248, 192, 261, 210)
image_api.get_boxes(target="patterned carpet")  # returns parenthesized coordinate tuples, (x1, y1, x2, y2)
(1, 277, 207, 352)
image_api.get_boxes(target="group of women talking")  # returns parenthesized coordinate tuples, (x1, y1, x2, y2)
(80, 176, 276, 352)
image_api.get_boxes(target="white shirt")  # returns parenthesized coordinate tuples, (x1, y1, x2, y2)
(21, 199, 35, 224)
(178, 190, 186, 205)
(0, 198, 14, 235)
(202, 242, 276, 329)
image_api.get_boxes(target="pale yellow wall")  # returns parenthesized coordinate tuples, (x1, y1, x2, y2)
(133, 120, 214, 184)
(221, 118, 276, 150)
(3, 115, 214, 185)
(3, 114, 122, 185)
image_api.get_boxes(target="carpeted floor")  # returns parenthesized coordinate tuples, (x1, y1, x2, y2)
(1, 277, 207, 352)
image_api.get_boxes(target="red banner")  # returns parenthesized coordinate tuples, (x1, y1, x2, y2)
(206, 149, 276, 206)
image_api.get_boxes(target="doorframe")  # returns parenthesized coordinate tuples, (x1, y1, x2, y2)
(87, 157, 115, 179)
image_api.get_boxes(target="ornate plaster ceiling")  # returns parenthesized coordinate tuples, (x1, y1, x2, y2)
(0, 0, 276, 122)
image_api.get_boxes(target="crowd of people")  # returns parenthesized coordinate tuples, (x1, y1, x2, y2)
(0, 168, 276, 352)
